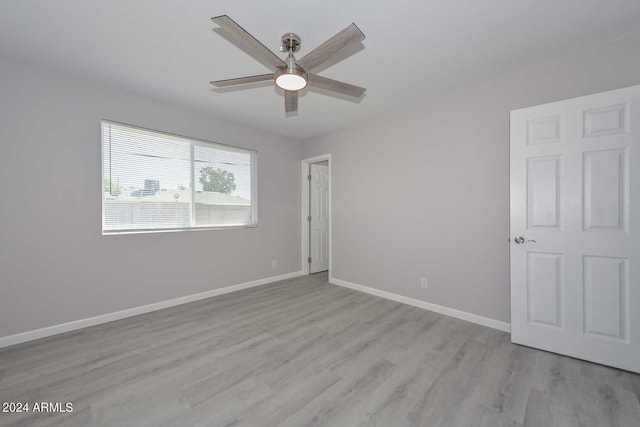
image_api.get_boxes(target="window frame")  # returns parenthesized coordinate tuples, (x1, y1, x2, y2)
(101, 120, 258, 235)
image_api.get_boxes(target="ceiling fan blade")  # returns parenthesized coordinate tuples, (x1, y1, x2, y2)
(212, 15, 286, 70)
(284, 90, 298, 113)
(297, 23, 365, 73)
(210, 73, 274, 87)
(308, 74, 366, 98)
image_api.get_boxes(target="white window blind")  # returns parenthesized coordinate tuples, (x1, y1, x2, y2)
(102, 121, 257, 234)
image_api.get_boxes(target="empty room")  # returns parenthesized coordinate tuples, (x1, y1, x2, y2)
(1, 1, 640, 426)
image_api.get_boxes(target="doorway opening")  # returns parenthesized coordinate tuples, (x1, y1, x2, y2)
(301, 154, 331, 276)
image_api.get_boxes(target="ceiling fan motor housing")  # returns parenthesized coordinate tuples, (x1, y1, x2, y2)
(276, 36, 307, 90)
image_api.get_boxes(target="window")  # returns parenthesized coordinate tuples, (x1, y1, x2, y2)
(102, 121, 257, 234)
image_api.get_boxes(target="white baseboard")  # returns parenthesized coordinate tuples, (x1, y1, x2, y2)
(329, 277, 511, 333)
(0, 271, 303, 349)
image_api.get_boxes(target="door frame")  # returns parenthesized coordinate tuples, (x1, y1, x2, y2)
(301, 154, 332, 275)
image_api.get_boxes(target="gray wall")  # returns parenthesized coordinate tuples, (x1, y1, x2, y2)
(0, 56, 302, 337)
(302, 32, 640, 323)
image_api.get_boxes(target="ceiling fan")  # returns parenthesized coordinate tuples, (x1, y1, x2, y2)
(210, 15, 366, 113)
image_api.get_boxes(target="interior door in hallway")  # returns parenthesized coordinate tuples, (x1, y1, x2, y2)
(309, 162, 329, 273)
(510, 84, 640, 373)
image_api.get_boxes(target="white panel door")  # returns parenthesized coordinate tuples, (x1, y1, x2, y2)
(310, 163, 329, 273)
(510, 85, 640, 373)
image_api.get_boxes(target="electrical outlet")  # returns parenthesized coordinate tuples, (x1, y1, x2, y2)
(272, 259, 278, 268)
(420, 277, 428, 289)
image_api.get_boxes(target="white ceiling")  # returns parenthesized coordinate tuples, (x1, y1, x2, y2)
(1, 0, 640, 140)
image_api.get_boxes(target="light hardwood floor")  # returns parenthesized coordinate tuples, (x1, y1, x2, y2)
(1, 272, 639, 426)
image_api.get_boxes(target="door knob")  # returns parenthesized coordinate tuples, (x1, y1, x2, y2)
(514, 236, 525, 244)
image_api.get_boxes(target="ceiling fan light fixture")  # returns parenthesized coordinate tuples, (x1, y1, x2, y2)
(275, 67, 307, 91)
